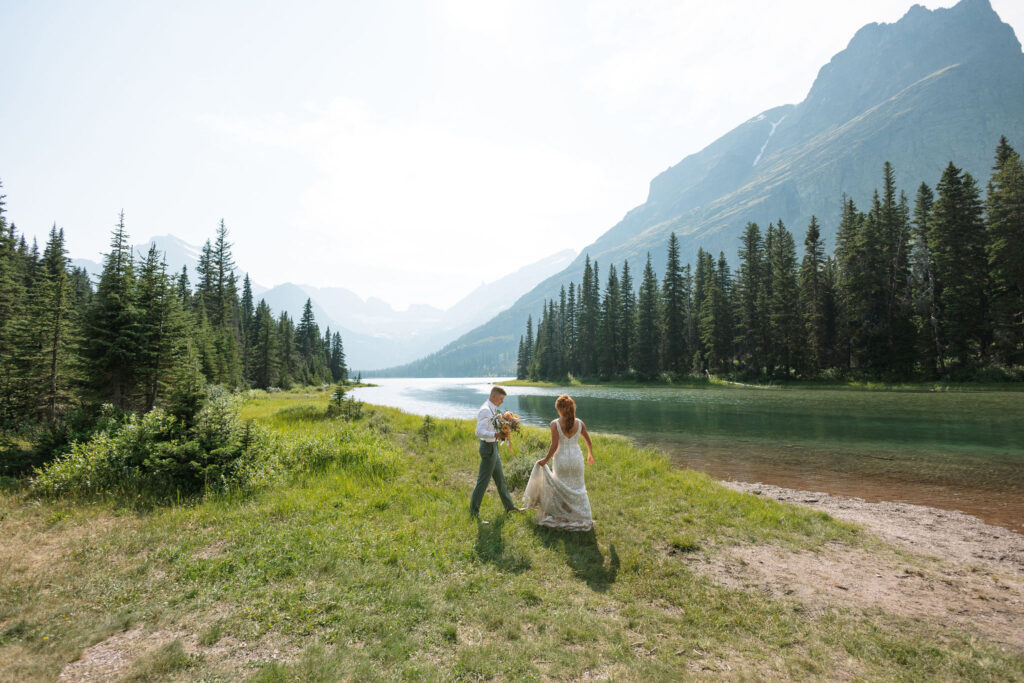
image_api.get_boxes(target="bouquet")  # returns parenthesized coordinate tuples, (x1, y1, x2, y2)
(491, 411, 521, 453)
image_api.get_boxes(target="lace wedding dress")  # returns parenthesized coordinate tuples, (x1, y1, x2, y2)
(523, 418, 594, 531)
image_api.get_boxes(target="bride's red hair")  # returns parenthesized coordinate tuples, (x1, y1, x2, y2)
(556, 394, 576, 433)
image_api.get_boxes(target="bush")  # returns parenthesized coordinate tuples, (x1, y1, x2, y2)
(32, 389, 273, 499)
(326, 382, 363, 420)
(503, 453, 539, 493)
(1, 405, 123, 477)
(417, 416, 436, 444)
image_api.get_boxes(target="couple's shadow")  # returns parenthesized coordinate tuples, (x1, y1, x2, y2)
(475, 516, 618, 591)
(532, 525, 619, 592)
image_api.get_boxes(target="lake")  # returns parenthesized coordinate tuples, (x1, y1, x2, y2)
(351, 378, 1024, 532)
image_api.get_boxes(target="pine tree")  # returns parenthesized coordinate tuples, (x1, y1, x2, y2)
(909, 182, 942, 376)
(240, 273, 255, 383)
(769, 221, 802, 377)
(835, 198, 865, 370)
(34, 226, 77, 421)
(82, 212, 139, 410)
(277, 312, 296, 389)
(296, 298, 325, 385)
(211, 220, 242, 387)
(0, 199, 29, 425)
(716, 252, 735, 371)
(529, 301, 557, 380)
(600, 264, 621, 378)
(734, 223, 767, 375)
(692, 248, 708, 373)
(633, 254, 661, 380)
(330, 332, 347, 383)
(516, 335, 528, 380)
(578, 257, 601, 377)
(875, 164, 916, 375)
(523, 315, 534, 375)
(176, 266, 191, 307)
(986, 137, 1024, 366)
(565, 284, 577, 374)
(930, 163, 989, 368)
(697, 250, 730, 373)
(619, 260, 635, 374)
(661, 233, 688, 375)
(800, 216, 828, 375)
(251, 299, 279, 389)
(136, 245, 189, 412)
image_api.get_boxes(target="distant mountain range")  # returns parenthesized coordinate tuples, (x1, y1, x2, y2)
(385, 0, 1024, 377)
(73, 236, 576, 370)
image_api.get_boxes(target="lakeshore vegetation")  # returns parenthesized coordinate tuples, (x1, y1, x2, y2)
(2, 391, 1022, 680)
(517, 140, 1024, 384)
(0, 201, 348, 477)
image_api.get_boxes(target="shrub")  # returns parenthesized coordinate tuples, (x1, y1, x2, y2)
(417, 416, 436, 444)
(503, 454, 538, 493)
(1, 405, 124, 477)
(326, 382, 363, 420)
(32, 389, 273, 499)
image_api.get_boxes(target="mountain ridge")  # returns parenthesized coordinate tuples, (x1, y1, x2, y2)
(382, 0, 1024, 377)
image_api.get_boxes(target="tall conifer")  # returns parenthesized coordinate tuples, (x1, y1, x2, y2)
(986, 137, 1024, 366)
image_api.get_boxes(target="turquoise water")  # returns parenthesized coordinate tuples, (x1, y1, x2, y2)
(352, 378, 1024, 531)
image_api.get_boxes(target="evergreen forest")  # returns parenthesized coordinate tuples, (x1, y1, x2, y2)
(517, 138, 1024, 384)
(0, 207, 347, 476)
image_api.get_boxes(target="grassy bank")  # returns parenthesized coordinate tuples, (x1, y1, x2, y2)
(1, 391, 1020, 680)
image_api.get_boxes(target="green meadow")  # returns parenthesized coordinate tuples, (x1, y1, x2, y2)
(1, 390, 1020, 680)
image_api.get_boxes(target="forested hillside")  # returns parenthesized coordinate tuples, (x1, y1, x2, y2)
(517, 144, 1024, 383)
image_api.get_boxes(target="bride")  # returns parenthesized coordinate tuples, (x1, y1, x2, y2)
(523, 394, 595, 531)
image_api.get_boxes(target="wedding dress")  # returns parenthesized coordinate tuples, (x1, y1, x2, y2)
(523, 418, 593, 531)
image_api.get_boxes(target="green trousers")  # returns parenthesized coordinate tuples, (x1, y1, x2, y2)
(470, 440, 516, 515)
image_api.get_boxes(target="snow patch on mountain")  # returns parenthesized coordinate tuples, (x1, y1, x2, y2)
(752, 115, 787, 167)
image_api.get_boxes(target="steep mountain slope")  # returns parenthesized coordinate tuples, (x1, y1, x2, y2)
(387, 0, 1024, 377)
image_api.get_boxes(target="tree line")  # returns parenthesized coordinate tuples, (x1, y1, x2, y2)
(518, 137, 1024, 383)
(0, 204, 347, 435)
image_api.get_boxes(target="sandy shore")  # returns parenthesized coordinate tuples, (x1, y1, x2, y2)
(685, 481, 1024, 649)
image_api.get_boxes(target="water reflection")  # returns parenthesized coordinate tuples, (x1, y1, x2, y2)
(352, 378, 1024, 532)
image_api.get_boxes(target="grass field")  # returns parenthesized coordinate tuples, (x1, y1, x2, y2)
(1, 390, 1021, 680)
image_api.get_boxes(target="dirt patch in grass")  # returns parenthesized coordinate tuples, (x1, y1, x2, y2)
(58, 626, 156, 682)
(0, 511, 135, 581)
(57, 625, 300, 681)
(685, 483, 1024, 649)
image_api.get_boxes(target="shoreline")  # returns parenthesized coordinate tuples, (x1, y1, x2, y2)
(503, 377, 1024, 392)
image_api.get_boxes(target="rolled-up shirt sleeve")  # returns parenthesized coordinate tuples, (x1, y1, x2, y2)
(475, 406, 496, 441)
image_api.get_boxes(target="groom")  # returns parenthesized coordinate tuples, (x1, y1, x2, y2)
(470, 386, 519, 522)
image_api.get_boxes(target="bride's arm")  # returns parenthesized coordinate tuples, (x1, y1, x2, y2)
(537, 423, 558, 466)
(580, 421, 595, 465)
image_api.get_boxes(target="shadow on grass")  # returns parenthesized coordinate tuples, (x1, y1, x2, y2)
(475, 515, 531, 574)
(531, 526, 619, 591)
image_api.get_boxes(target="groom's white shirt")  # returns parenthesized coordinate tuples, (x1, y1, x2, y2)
(475, 400, 499, 442)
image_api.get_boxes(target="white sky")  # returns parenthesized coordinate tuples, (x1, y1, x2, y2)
(2, 0, 1021, 309)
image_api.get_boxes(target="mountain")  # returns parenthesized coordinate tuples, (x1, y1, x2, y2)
(257, 248, 576, 370)
(387, 0, 1024, 377)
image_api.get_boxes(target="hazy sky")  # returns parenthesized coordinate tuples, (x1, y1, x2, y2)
(2, 0, 1021, 309)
